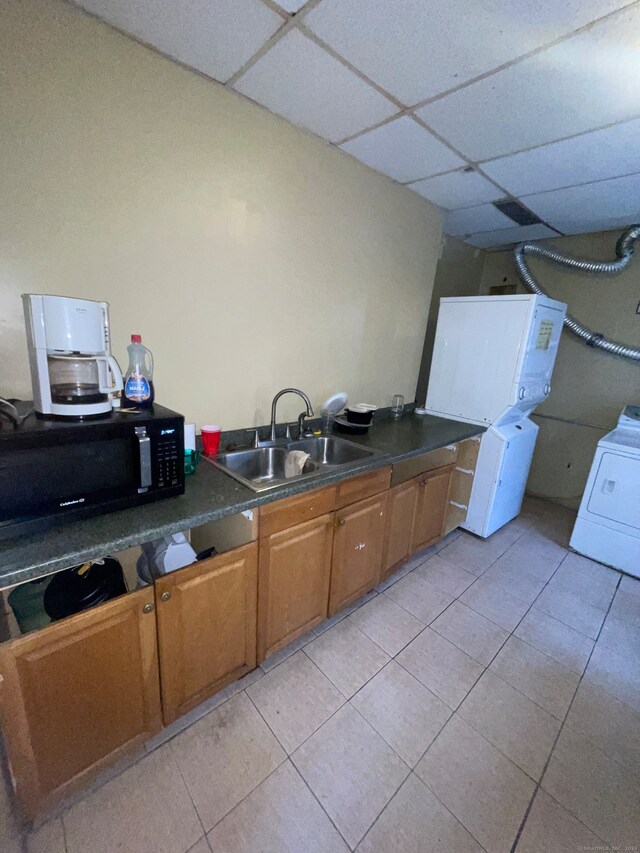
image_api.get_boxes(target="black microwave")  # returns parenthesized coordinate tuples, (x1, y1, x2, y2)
(0, 404, 185, 540)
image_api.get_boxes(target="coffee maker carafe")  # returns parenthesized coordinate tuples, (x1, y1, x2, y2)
(23, 295, 124, 418)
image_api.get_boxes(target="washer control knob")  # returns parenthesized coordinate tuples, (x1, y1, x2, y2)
(544, 383, 551, 395)
(518, 387, 526, 400)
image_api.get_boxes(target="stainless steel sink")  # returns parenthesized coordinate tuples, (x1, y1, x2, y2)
(290, 436, 374, 467)
(205, 436, 384, 492)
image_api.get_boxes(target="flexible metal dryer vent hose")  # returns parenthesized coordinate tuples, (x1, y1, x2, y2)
(513, 224, 640, 360)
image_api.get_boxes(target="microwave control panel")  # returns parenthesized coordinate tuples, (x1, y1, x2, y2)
(155, 431, 181, 488)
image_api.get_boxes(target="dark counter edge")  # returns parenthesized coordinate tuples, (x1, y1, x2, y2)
(0, 415, 485, 588)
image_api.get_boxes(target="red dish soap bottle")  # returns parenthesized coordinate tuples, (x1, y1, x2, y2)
(123, 335, 154, 408)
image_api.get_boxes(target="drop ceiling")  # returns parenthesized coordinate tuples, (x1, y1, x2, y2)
(74, 0, 640, 248)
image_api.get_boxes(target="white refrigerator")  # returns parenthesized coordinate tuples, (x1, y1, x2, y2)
(425, 294, 566, 537)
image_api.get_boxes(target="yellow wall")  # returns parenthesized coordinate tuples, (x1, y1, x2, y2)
(0, 0, 442, 429)
(481, 231, 640, 507)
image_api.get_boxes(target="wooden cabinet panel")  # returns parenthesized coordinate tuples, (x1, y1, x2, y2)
(381, 479, 419, 581)
(258, 514, 334, 662)
(155, 543, 257, 724)
(335, 466, 391, 509)
(410, 466, 454, 553)
(329, 492, 388, 616)
(259, 485, 337, 538)
(0, 588, 161, 819)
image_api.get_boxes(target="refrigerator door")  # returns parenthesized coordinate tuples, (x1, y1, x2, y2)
(464, 419, 539, 538)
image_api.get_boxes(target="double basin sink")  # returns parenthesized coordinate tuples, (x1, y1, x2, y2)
(206, 436, 385, 492)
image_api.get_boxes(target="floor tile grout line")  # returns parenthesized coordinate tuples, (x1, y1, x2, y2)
(357, 767, 491, 853)
(288, 758, 354, 850)
(166, 737, 210, 844)
(404, 542, 578, 799)
(348, 684, 427, 770)
(383, 537, 574, 850)
(509, 571, 623, 853)
(174, 690, 290, 840)
(203, 755, 288, 842)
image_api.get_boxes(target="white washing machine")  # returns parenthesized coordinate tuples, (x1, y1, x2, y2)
(570, 405, 640, 577)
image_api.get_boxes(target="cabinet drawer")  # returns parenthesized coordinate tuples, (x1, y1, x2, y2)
(391, 445, 458, 486)
(335, 466, 391, 509)
(259, 484, 337, 537)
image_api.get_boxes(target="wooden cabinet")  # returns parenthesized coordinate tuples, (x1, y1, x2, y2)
(155, 543, 257, 724)
(329, 492, 388, 616)
(410, 466, 454, 553)
(258, 514, 334, 662)
(0, 587, 161, 820)
(381, 479, 419, 581)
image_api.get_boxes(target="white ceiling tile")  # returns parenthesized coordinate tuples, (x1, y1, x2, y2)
(444, 204, 514, 236)
(277, 0, 308, 11)
(233, 29, 397, 142)
(481, 118, 640, 196)
(418, 4, 640, 161)
(521, 173, 640, 234)
(75, 0, 282, 82)
(465, 224, 559, 248)
(410, 169, 504, 209)
(340, 117, 464, 183)
(304, 0, 630, 105)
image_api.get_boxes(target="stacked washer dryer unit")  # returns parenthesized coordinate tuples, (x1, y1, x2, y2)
(425, 294, 567, 538)
(570, 406, 640, 577)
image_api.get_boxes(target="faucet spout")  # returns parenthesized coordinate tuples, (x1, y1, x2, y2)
(270, 388, 314, 441)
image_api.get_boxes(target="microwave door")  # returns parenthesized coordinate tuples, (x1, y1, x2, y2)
(0, 436, 141, 523)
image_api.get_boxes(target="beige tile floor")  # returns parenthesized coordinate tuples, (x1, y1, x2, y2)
(4, 497, 640, 852)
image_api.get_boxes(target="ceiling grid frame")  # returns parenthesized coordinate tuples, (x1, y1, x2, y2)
(71, 0, 640, 246)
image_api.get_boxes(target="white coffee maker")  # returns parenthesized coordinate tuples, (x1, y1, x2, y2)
(23, 294, 124, 418)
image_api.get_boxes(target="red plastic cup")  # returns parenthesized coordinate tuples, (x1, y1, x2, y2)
(201, 424, 221, 455)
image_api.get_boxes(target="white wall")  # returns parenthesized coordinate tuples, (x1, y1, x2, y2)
(0, 0, 442, 430)
(481, 230, 640, 507)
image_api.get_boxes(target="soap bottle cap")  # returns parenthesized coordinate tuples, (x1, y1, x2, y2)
(131, 334, 142, 343)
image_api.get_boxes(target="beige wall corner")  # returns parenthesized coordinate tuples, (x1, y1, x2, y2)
(481, 230, 640, 508)
(0, 0, 442, 429)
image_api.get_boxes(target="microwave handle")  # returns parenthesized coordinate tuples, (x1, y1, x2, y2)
(135, 426, 152, 491)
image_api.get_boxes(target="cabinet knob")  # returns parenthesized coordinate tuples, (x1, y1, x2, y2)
(419, 480, 427, 487)
(338, 518, 346, 527)
(160, 591, 171, 602)
(142, 603, 155, 614)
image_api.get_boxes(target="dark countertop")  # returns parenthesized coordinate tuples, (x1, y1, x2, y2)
(0, 414, 484, 589)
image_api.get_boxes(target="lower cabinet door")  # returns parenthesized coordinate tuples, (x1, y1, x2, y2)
(155, 543, 258, 724)
(329, 492, 388, 616)
(381, 479, 419, 581)
(258, 513, 334, 662)
(410, 466, 453, 553)
(0, 587, 162, 820)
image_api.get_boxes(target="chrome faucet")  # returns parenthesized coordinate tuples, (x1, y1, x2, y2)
(270, 388, 314, 441)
